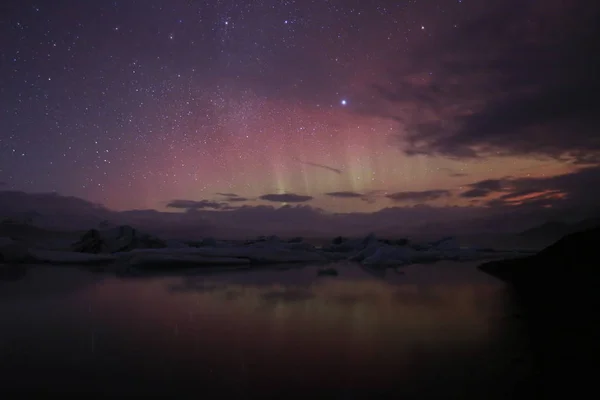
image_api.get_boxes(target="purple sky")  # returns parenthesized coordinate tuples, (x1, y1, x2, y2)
(1, 0, 599, 234)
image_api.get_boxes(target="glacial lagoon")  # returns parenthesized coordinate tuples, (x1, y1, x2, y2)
(0, 261, 530, 398)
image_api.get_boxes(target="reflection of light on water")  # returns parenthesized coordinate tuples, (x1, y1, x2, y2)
(1, 266, 517, 396)
(171, 278, 499, 337)
(86, 275, 505, 358)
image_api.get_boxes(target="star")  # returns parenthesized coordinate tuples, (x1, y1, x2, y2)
(1, 0, 588, 218)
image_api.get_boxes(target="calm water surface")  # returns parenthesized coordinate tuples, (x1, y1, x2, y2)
(0, 262, 528, 398)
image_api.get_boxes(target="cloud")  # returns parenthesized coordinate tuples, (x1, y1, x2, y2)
(460, 166, 600, 209)
(487, 189, 566, 209)
(386, 190, 451, 203)
(372, 0, 600, 163)
(0, 190, 107, 215)
(3, 168, 600, 238)
(469, 180, 505, 191)
(2, 188, 599, 238)
(325, 191, 364, 199)
(0, 190, 111, 229)
(325, 190, 387, 204)
(216, 192, 249, 202)
(461, 188, 492, 199)
(166, 199, 226, 210)
(292, 158, 342, 174)
(259, 193, 313, 203)
(460, 179, 506, 198)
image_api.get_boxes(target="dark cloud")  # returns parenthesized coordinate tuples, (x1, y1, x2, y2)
(360, 190, 385, 204)
(461, 166, 600, 209)
(0, 190, 107, 215)
(2, 188, 599, 238)
(472, 180, 506, 192)
(374, 0, 600, 163)
(259, 193, 313, 203)
(325, 191, 364, 199)
(166, 199, 226, 210)
(460, 179, 506, 198)
(386, 190, 451, 203)
(3, 168, 600, 239)
(216, 193, 249, 202)
(0, 190, 111, 230)
(461, 188, 492, 199)
(325, 190, 384, 204)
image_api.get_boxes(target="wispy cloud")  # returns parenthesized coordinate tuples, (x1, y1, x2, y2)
(292, 157, 342, 174)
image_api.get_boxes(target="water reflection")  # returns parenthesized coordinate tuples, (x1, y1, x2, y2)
(167, 275, 503, 351)
(0, 262, 524, 398)
(0, 265, 28, 281)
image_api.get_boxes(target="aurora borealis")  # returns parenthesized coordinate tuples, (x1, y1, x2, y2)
(1, 0, 599, 216)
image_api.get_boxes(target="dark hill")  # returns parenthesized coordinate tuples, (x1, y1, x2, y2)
(480, 225, 599, 284)
(518, 217, 600, 243)
(518, 220, 571, 240)
(479, 227, 600, 397)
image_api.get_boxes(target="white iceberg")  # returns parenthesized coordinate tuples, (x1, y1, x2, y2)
(362, 245, 419, 266)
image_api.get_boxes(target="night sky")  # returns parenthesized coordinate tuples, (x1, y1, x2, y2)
(1, 0, 599, 216)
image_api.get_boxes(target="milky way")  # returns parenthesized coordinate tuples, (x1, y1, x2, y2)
(1, 0, 595, 212)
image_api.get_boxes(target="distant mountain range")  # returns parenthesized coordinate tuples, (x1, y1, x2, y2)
(519, 217, 600, 241)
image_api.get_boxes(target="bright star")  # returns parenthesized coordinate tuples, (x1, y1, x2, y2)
(341, 99, 347, 106)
